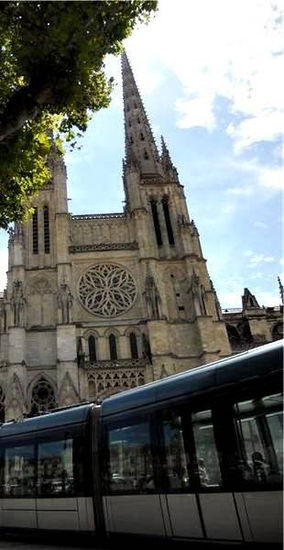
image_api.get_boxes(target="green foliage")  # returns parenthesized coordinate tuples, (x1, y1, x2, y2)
(0, 0, 157, 228)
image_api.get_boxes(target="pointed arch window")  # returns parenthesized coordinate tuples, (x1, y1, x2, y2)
(129, 332, 138, 359)
(88, 335, 97, 362)
(150, 200, 162, 246)
(140, 132, 145, 141)
(109, 333, 117, 360)
(144, 150, 149, 159)
(162, 197, 175, 245)
(30, 377, 56, 414)
(32, 207, 38, 254)
(43, 205, 50, 254)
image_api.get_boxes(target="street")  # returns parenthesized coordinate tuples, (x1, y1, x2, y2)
(0, 535, 103, 550)
(0, 535, 246, 550)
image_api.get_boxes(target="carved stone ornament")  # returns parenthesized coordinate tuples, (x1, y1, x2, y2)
(78, 263, 137, 317)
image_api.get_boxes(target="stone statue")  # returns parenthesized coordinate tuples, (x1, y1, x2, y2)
(77, 337, 85, 367)
(57, 283, 73, 323)
(188, 271, 207, 317)
(144, 275, 162, 320)
(142, 333, 152, 364)
(11, 280, 25, 327)
(210, 279, 223, 320)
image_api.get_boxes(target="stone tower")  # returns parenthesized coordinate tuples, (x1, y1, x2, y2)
(0, 53, 231, 421)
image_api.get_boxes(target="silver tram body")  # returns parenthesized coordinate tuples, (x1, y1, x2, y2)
(0, 340, 283, 546)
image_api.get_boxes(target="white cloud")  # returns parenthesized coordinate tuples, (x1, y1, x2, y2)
(125, 0, 283, 152)
(219, 291, 243, 309)
(226, 157, 284, 191)
(218, 281, 281, 308)
(226, 186, 254, 196)
(253, 290, 282, 307)
(258, 165, 284, 190)
(176, 95, 216, 131)
(247, 254, 275, 267)
(227, 112, 284, 154)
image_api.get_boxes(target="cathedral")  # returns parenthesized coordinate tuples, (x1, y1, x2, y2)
(0, 54, 281, 422)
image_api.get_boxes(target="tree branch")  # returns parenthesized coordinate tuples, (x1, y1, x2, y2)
(0, 83, 56, 143)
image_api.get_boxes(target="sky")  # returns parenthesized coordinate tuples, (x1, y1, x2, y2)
(0, 0, 283, 308)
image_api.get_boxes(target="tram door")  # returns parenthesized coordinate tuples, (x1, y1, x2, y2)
(103, 414, 167, 538)
(232, 392, 283, 543)
(160, 392, 283, 545)
(160, 407, 243, 543)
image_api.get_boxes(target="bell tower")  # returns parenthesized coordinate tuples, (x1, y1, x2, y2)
(122, 52, 231, 377)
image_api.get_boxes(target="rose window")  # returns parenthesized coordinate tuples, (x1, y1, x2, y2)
(78, 263, 137, 317)
(30, 378, 56, 414)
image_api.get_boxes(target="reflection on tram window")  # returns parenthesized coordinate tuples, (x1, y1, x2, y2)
(4, 444, 35, 496)
(234, 393, 283, 487)
(38, 437, 74, 496)
(192, 410, 222, 488)
(161, 410, 189, 490)
(107, 419, 155, 493)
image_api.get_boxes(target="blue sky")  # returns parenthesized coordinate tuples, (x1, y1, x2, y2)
(0, 0, 283, 308)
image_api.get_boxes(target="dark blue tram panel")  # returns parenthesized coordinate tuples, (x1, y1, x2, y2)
(0, 340, 283, 547)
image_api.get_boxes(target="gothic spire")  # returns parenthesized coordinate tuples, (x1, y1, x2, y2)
(160, 135, 179, 181)
(278, 276, 284, 305)
(121, 51, 162, 177)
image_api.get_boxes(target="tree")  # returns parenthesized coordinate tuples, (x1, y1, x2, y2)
(0, 0, 157, 228)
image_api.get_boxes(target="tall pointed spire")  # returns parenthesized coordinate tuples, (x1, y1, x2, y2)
(121, 51, 162, 177)
(160, 135, 179, 182)
(278, 276, 284, 305)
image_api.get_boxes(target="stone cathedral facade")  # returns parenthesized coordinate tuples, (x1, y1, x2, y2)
(0, 53, 240, 421)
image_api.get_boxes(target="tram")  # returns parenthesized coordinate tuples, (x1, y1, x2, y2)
(0, 339, 283, 546)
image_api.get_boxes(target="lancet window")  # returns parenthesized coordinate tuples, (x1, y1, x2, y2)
(162, 197, 175, 245)
(88, 335, 97, 362)
(32, 207, 39, 254)
(43, 205, 50, 254)
(129, 332, 138, 359)
(109, 334, 117, 361)
(150, 200, 162, 246)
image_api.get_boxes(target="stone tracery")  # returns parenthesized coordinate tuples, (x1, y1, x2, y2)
(78, 263, 137, 317)
(30, 378, 57, 414)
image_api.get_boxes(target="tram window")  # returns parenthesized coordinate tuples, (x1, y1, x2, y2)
(38, 436, 74, 496)
(192, 409, 222, 488)
(234, 392, 283, 488)
(3, 443, 36, 497)
(106, 418, 155, 494)
(161, 410, 189, 490)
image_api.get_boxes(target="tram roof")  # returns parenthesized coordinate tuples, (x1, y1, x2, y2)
(101, 339, 283, 417)
(0, 402, 93, 438)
